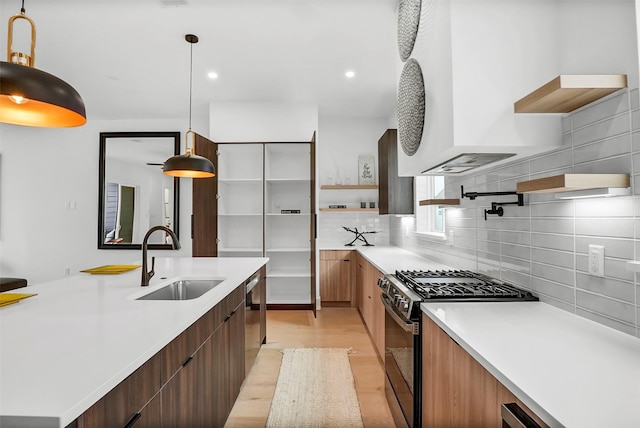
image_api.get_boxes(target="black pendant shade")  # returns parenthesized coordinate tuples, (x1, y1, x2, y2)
(1, 3, 86, 128)
(0, 61, 86, 127)
(163, 152, 215, 178)
(162, 34, 215, 179)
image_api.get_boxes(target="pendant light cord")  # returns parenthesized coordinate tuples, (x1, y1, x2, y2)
(21, 0, 25, 14)
(188, 39, 193, 132)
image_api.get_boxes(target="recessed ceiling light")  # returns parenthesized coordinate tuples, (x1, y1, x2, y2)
(207, 71, 218, 79)
(345, 70, 355, 79)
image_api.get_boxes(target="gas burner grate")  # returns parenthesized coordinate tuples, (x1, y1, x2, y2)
(394, 269, 538, 301)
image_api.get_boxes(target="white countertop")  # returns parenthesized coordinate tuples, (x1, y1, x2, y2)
(352, 246, 452, 274)
(0, 257, 268, 428)
(355, 246, 640, 428)
(421, 302, 640, 428)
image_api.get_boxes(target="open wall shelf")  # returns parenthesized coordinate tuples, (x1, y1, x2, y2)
(514, 75, 627, 113)
(419, 199, 460, 206)
(320, 185, 378, 190)
(516, 174, 630, 193)
(319, 208, 379, 212)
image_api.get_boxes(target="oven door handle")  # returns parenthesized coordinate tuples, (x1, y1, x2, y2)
(381, 294, 418, 334)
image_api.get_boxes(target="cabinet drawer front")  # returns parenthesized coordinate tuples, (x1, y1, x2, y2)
(320, 250, 352, 260)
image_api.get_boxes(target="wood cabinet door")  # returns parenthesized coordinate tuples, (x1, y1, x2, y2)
(356, 254, 365, 315)
(228, 301, 246, 405)
(362, 260, 376, 331)
(319, 250, 352, 305)
(134, 392, 162, 428)
(209, 323, 231, 427)
(78, 354, 162, 428)
(160, 352, 200, 428)
(371, 268, 385, 362)
(422, 313, 454, 428)
(450, 339, 499, 427)
(192, 133, 218, 257)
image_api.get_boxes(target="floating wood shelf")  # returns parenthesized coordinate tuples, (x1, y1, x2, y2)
(514, 75, 627, 113)
(319, 208, 379, 212)
(516, 174, 630, 193)
(419, 199, 460, 206)
(320, 184, 379, 190)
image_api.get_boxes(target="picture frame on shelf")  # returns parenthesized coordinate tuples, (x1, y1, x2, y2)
(358, 155, 375, 185)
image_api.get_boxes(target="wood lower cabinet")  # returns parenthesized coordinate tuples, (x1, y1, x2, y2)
(355, 253, 385, 362)
(320, 250, 354, 307)
(422, 314, 548, 428)
(371, 276, 385, 362)
(77, 284, 246, 428)
(78, 353, 162, 427)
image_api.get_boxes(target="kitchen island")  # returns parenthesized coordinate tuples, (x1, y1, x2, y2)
(0, 257, 268, 428)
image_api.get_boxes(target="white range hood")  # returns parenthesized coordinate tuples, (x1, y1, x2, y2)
(396, 0, 636, 177)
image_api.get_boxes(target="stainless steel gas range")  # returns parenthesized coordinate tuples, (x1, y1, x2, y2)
(378, 269, 538, 428)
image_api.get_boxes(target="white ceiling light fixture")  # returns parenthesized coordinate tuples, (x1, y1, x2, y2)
(345, 70, 355, 79)
(207, 71, 218, 80)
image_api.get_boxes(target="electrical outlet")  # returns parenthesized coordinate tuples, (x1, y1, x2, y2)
(588, 244, 605, 277)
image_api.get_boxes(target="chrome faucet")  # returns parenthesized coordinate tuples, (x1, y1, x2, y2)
(141, 225, 181, 287)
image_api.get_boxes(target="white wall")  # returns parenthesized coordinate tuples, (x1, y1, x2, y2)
(209, 102, 318, 142)
(0, 119, 195, 284)
(317, 116, 392, 248)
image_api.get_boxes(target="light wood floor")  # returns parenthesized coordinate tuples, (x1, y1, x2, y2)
(224, 308, 395, 428)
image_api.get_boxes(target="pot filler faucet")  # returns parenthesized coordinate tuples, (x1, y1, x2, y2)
(141, 225, 181, 287)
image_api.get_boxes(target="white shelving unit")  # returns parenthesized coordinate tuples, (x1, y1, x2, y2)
(217, 144, 263, 259)
(264, 143, 311, 305)
(217, 142, 313, 306)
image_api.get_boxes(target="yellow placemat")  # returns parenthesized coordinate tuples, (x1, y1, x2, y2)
(0, 293, 37, 307)
(80, 265, 141, 275)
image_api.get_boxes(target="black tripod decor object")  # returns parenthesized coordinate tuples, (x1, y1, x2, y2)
(343, 226, 378, 246)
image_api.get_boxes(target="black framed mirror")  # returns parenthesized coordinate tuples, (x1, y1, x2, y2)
(98, 131, 180, 250)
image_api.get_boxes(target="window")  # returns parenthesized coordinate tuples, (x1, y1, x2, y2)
(415, 175, 445, 235)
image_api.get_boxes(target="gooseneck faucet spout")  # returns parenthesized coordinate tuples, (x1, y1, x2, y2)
(141, 226, 181, 287)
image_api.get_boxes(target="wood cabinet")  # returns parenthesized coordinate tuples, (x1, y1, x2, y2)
(378, 129, 413, 215)
(355, 253, 385, 362)
(320, 250, 354, 307)
(422, 314, 548, 428)
(77, 284, 246, 428)
(371, 276, 385, 362)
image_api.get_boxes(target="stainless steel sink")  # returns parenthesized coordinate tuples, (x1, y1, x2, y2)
(136, 279, 224, 301)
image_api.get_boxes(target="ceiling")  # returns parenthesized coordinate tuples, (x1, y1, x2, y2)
(0, 0, 400, 124)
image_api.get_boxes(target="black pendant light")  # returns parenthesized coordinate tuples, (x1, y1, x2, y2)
(0, 0, 86, 127)
(163, 34, 215, 179)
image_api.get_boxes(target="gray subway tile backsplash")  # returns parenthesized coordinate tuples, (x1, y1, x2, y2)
(570, 91, 629, 130)
(576, 290, 636, 325)
(531, 262, 575, 287)
(572, 114, 630, 146)
(529, 148, 573, 173)
(575, 218, 634, 239)
(573, 154, 632, 174)
(575, 236, 634, 260)
(389, 88, 640, 338)
(573, 133, 632, 165)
